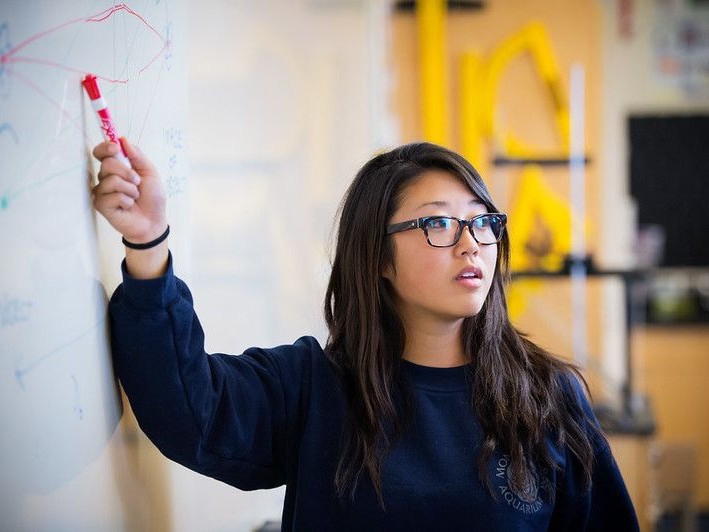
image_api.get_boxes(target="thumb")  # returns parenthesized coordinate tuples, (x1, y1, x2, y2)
(120, 137, 156, 176)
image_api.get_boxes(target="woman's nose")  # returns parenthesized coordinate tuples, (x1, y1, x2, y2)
(456, 223, 480, 255)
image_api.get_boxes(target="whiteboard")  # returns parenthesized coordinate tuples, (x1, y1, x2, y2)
(0, 1, 188, 530)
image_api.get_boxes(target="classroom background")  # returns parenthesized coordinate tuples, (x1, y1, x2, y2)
(1, 1, 708, 531)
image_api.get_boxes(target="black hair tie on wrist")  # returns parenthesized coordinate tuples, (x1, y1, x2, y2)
(122, 225, 170, 250)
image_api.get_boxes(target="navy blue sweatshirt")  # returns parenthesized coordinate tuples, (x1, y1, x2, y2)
(109, 256, 639, 531)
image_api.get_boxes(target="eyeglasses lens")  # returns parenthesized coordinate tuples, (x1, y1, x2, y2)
(472, 215, 501, 244)
(424, 215, 503, 246)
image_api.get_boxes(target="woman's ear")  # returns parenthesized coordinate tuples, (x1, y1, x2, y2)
(381, 261, 395, 281)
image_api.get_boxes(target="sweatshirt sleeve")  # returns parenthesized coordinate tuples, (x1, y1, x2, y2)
(550, 373, 640, 531)
(108, 254, 314, 490)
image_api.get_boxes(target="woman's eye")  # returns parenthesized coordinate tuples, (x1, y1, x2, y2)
(473, 215, 491, 228)
(426, 218, 453, 231)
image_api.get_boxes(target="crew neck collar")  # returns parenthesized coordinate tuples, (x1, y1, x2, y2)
(401, 359, 471, 392)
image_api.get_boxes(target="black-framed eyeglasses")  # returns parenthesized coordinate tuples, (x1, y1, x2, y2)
(386, 213, 507, 248)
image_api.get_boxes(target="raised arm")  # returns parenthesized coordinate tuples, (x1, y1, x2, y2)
(91, 140, 313, 490)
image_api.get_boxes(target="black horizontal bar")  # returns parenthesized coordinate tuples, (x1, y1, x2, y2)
(493, 155, 592, 167)
(394, 1, 485, 11)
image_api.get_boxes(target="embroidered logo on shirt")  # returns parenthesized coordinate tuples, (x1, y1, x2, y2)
(492, 454, 551, 515)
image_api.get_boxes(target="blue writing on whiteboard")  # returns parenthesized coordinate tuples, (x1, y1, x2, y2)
(0, 294, 32, 326)
(71, 374, 84, 420)
(163, 126, 186, 197)
(14, 316, 106, 389)
(0, 122, 19, 144)
(0, 22, 11, 97)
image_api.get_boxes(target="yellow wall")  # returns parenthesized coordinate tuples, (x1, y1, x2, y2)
(391, 0, 602, 227)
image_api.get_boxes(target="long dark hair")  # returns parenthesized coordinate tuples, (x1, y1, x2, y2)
(324, 142, 599, 505)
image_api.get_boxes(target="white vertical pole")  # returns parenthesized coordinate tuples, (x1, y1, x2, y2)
(569, 64, 588, 367)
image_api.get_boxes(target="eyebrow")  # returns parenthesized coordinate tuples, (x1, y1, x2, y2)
(416, 199, 485, 210)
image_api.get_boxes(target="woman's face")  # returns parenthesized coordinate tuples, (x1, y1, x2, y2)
(383, 169, 499, 328)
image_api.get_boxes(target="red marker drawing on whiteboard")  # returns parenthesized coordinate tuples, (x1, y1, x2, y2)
(81, 74, 131, 168)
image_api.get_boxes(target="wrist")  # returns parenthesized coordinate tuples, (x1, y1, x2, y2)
(122, 219, 169, 245)
(122, 225, 170, 250)
(125, 241, 169, 280)
(123, 223, 170, 280)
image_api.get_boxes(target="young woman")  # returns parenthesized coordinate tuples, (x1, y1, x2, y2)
(93, 139, 638, 530)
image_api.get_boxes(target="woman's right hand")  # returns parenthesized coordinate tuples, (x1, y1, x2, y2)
(93, 138, 170, 279)
(92, 137, 167, 244)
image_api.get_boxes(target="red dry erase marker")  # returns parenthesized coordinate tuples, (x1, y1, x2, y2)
(82, 74, 131, 168)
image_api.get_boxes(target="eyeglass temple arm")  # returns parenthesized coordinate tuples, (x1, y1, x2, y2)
(386, 219, 421, 235)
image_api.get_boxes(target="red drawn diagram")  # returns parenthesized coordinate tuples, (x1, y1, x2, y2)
(0, 2, 173, 215)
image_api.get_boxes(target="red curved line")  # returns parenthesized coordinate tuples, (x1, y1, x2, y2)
(2, 14, 88, 59)
(6, 56, 129, 83)
(0, 3, 167, 82)
(88, 4, 163, 43)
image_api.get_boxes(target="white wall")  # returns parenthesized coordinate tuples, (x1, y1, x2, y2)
(169, 2, 396, 530)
